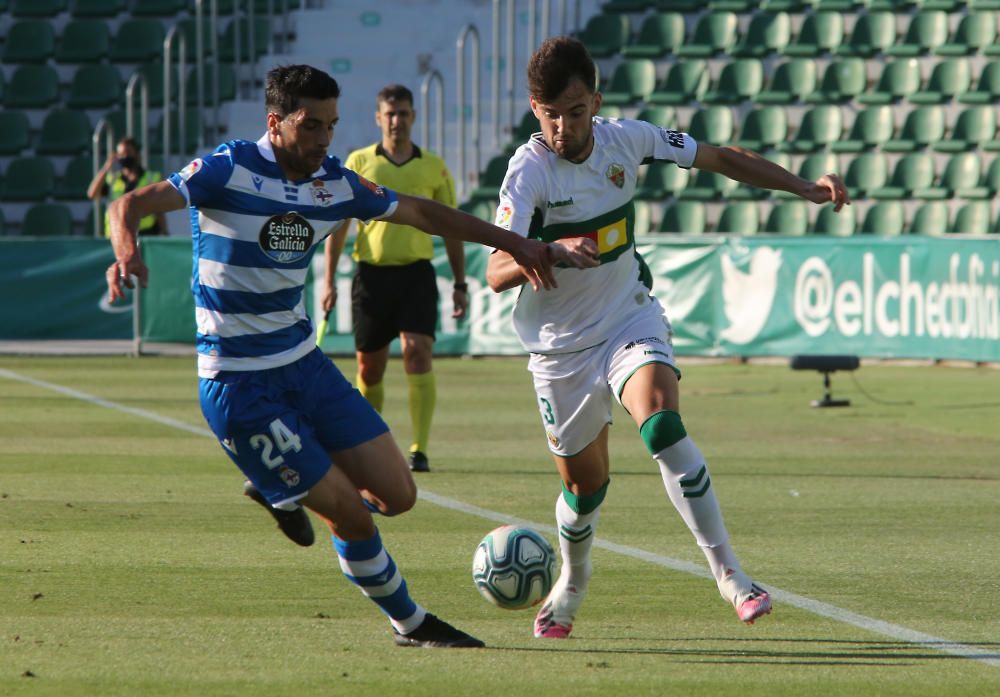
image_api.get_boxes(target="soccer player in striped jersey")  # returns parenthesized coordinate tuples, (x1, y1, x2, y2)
(104, 64, 598, 649)
(486, 37, 850, 639)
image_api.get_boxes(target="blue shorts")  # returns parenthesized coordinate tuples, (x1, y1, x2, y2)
(199, 348, 389, 507)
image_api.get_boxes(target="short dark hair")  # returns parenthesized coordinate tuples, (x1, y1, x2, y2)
(376, 84, 414, 107)
(265, 64, 341, 117)
(118, 136, 139, 152)
(527, 36, 597, 102)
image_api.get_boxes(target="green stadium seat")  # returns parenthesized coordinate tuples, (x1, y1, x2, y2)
(71, 0, 127, 17)
(4, 65, 60, 108)
(775, 150, 839, 198)
(958, 61, 1000, 104)
(219, 16, 272, 62)
(715, 201, 761, 235)
(833, 105, 895, 153)
(656, 200, 707, 234)
(883, 105, 946, 151)
(762, 200, 810, 235)
(971, 0, 1000, 11)
(687, 106, 734, 145)
(952, 201, 992, 234)
(150, 108, 204, 155)
(12, 0, 67, 16)
(54, 155, 95, 201)
(859, 200, 906, 235)
(836, 11, 896, 57)
(0, 208, 6, 236)
(469, 155, 508, 202)
(678, 169, 738, 200)
(811, 204, 856, 236)
(23, 203, 75, 237)
(756, 58, 817, 104)
(0, 110, 32, 156)
(709, 0, 760, 10)
(934, 105, 997, 153)
(0, 72, 4, 106)
(111, 19, 166, 63)
(4, 157, 56, 201)
(635, 105, 677, 128)
(844, 152, 890, 199)
(598, 105, 624, 120)
(131, 0, 186, 15)
(599, 0, 655, 9)
(67, 64, 124, 109)
(871, 153, 946, 199)
(622, 12, 685, 58)
(783, 104, 844, 152)
(37, 109, 93, 156)
(166, 17, 215, 63)
(805, 57, 867, 103)
(760, 0, 810, 8)
(186, 63, 239, 104)
(101, 109, 128, 141)
(578, 14, 630, 58)
(857, 58, 922, 104)
(636, 161, 690, 200)
(514, 110, 539, 141)
(783, 12, 844, 57)
(869, 0, 917, 9)
(908, 200, 950, 235)
(910, 58, 972, 104)
(458, 199, 495, 223)
(648, 59, 709, 105)
(731, 11, 791, 58)
(126, 62, 176, 109)
(56, 19, 111, 63)
(938, 153, 989, 198)
(736, 106, 788, 151)
(3, 20, 57, 64)
(703, 58, 764, 104)
(935, 12, 997, 56)
(677, 11, 739, 58)
(601, 59, 657, 107)
(887, 11, 949, 57)
(814, 0, 864, 9)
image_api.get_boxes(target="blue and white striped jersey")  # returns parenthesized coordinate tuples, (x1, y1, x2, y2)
(168, 134, 398, 377)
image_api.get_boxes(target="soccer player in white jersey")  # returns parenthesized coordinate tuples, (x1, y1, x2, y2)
(487, 37, 851, 639)
(104, 64, 598, 649)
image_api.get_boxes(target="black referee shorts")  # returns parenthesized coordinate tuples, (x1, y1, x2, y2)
(351, 260, 439, 353)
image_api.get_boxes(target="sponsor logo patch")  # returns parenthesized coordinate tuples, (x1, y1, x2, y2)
(659, 128, 686, 149)
(356, 174, 385, 197)
(258, 211, 315, 263)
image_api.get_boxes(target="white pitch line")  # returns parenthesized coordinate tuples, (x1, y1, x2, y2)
(4, 367, 998, 668)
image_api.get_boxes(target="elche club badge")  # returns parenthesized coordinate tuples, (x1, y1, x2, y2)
(606, 163, 625, 189)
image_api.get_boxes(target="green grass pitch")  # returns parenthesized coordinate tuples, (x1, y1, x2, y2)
(1, 355, 998, 696)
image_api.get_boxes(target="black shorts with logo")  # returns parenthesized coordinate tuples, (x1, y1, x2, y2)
(351, 260, 439, 352)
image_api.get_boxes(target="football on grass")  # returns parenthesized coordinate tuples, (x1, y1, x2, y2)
(472, 525, 555, 610)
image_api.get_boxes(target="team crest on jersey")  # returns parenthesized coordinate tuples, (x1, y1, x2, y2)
(496, 204, 513, 229)
(278, 465, 301, 488)
(546, 429, 561, 449)
(259, 211, 315, 263)
(310, 179, 334, 206)
(606, 163, 625, 189)
(178, 158, 203, 181)
(356, 174, 385, 197)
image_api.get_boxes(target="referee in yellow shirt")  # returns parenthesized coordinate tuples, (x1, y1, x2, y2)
(322, 84, 466, 473)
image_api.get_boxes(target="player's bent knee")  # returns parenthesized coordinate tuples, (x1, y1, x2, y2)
(639, 410, 687, 455)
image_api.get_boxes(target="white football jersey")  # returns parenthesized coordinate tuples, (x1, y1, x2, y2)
(496, 117, 698, 354)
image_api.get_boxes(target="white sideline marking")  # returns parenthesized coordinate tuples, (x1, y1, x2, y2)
(3, 367, 998, 668)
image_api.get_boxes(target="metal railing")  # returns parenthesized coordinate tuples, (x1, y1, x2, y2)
(420, 70, 445, 158)
(456, 24, 481, 201)
(162, 25, 188, 175)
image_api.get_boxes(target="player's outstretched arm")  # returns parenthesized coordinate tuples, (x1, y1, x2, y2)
(105, 180, 186, 302)
(693, 144, 851, 212)
(388, 194, 571, 290)
(486, 237, 601, 293)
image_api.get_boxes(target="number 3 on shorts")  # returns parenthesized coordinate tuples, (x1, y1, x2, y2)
(539, 397, 555, 425)
(249, 418, 303, 469)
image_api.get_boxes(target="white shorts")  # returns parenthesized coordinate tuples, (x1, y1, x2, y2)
(528, 303, 677, 456)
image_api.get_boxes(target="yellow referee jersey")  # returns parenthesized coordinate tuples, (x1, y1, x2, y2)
(344, 143, 456, 266)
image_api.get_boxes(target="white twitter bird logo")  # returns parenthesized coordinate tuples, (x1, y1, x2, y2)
(719, 247, 783, 344)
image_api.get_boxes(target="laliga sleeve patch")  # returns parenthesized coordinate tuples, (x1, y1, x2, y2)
(178, 158, 204, 181)
(496, 204, 513, 229)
